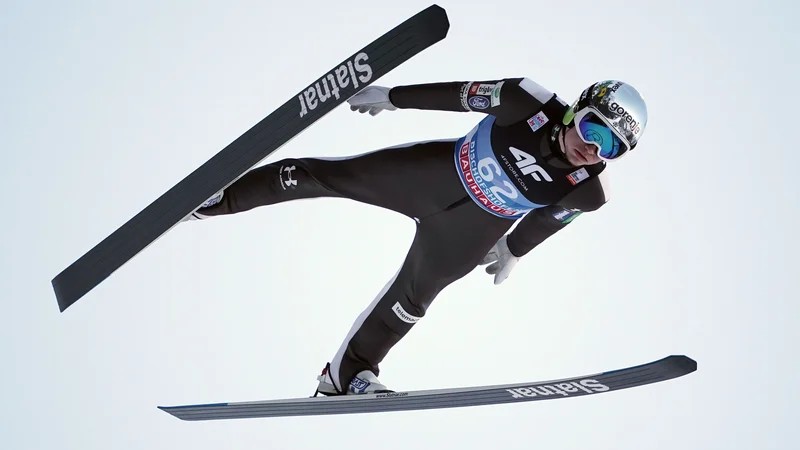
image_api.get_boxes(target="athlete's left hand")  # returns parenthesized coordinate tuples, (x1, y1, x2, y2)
(348, 86, 397, 116)
(480, 235, 519, 285)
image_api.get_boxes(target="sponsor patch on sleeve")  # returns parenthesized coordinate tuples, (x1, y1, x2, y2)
(491, 81, 504, 107)
(468, 96, 490, 109)
(470, 83, 495, 96)
(460, 83, 471, 110)
(462, 82, 495, 110)
(552, 208, 582, 224)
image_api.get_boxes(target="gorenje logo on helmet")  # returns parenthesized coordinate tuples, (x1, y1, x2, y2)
(609, 101, 641, 135)
(298, 52, 373, 118)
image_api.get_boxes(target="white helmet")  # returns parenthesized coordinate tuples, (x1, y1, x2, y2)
(562, 80, 648, 160)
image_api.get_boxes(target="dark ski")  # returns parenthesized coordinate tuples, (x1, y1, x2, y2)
(159, 355, 697, 421)
(51, 5, 451, 312)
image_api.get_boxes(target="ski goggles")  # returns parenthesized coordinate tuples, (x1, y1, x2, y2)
(574, 108, 631, 161)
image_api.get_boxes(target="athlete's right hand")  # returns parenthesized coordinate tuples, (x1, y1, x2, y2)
(348, 86, 397, 116)
(480, 235, 520, 285)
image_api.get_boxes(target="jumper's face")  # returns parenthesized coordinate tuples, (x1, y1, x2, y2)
(561, 126, 602, 166)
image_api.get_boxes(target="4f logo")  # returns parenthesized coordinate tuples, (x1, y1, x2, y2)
(280, 165, 298, 189)
(509, 147, 552, 182)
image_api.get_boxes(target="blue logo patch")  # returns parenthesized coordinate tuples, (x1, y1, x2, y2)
(349, 377, 370, 393)
(468, 96, 490, 110)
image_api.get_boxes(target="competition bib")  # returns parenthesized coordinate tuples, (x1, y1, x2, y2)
(455, 116, 540, 219)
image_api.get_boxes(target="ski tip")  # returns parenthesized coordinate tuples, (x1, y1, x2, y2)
(656, 355, 697, 379)
(417, 4, 450, 38)
(669, 355, 698, 374)
(423, 4, 447, 16)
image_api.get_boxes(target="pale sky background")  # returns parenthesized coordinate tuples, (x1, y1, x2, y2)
(2, 0, 798, 449)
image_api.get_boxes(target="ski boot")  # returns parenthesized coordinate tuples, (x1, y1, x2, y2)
(313, 363, 392, 396)
(182, 190, 224, 222)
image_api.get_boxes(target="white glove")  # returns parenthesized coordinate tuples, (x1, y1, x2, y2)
(480, 235, 520, 285)
(347, 86, 397, 116)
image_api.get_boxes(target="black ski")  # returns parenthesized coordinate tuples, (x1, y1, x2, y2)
(51, 5, 450, 312)
(159, 355, 696, 420)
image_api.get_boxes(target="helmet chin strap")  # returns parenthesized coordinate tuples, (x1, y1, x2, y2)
(543, 123, 574, 167)
(558, 127, 568, 156)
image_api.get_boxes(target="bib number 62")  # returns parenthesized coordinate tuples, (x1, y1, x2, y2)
(477, 158, 518, 200)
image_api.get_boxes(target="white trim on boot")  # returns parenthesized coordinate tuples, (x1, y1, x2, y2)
(314, 364, 391, 396)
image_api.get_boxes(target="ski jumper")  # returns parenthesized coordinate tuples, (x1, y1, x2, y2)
(195, 77, 611, 392)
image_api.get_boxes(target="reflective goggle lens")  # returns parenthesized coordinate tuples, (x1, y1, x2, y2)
(576, 112, 629, 160)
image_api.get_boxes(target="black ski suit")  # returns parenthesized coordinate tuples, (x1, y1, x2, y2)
(195, 77, 610, 392)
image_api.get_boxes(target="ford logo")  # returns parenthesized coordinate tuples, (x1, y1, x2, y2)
(468, 96, 490, 110)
